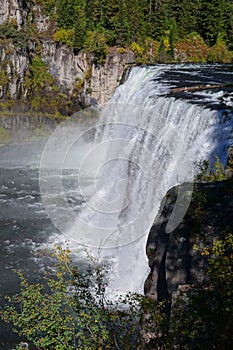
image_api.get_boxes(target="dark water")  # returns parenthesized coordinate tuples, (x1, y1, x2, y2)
(0, 143, 89, 348)
(0, 160, 58, 348)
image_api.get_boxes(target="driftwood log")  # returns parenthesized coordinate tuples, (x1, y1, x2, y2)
(169, 84, 226, 94)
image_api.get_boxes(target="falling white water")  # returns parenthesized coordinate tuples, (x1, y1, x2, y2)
(40, 64, 233, 297)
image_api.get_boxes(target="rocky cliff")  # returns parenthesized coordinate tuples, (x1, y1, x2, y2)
(0, 0, 135, 113)
(145, 179, 233, 300)
(140, 147, 233, 349)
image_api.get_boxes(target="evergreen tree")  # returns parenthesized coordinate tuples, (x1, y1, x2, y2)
(112, 0, 131, 45)
(169, 18, 178, 58)
(56, 0, 76, 29)
(52, 0, 233, 56)
(158, 36, 167, 62)
(73, 1, 86, 51)
(199, 0, 222, 45)
(221, 0, 233, 48)
(171, 0, 201, 38)
(149, 0, 171, 40)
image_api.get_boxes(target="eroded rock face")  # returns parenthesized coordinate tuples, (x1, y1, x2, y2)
(0, 44, 28, 99)
(42, 43, 135, 106)
(0, 1, 136, 107)
(145, 179, 233, 301)
(90, 48, 136, 106)
(0, 0, 29, 28)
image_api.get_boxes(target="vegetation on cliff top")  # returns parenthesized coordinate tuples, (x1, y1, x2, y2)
(0, 0, 233, 115)
(51, 0, 233, 63)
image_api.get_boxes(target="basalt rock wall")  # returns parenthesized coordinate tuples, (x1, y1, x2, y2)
(0, 0, 135, 110)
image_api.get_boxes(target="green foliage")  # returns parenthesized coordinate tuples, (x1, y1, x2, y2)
(171, 232, 233, 349)
(34, 0, 56, 16)
(196, 156, 226, 182)
(0, 246, 148, 349)
(23, 55, 69, 115)
(24, 55, 54, 101)
(208, 232, 233, 302)
(208, 35, 233, 63)
(84, 30, 108, 64)
(56, 0, 76, 29)
(168, 18, 178, 58)
(130, 42, 144, 57)
(198, 0, 223, 46)
(158, 37, 167, 63)
(0, 70, 9, 86)
(1, 238, 232, 349)
(73, 2, 86, 51)
(0, 0, 233, 63)
(0, 20, 30, 50)
(39, 0, 233, 63)
(53, 28, 73, 45)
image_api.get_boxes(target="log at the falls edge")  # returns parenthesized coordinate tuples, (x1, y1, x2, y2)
(169, 84, 227, 94)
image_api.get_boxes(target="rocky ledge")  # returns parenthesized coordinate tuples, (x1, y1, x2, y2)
(140, 146, 233, 349)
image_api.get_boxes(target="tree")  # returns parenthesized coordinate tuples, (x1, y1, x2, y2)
(198, 0, 222, 45)
(56, 0, 76, 29)
(171, 0, 201, 38)
(0, 246, 143, 349)
(168, 18, 178, 57)
(73, 1, 87, 52)
(158, 37, 167, 62)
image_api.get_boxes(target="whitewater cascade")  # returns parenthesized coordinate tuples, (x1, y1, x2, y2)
(40, 64, 233, 296)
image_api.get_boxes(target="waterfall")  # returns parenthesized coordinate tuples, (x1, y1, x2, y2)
(40, 64, 233, 296)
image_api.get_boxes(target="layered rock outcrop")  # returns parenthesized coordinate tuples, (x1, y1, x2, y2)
(0, 1, 135, 108)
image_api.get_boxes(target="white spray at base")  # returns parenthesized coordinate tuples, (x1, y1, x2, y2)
(40, 65, 233, 297)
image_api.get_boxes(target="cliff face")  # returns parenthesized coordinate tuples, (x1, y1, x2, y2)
(41, 43, 135, 107)
(0, 0, 135, 110)
(145, 179, 233, 301)
(140, 147, 233, 349)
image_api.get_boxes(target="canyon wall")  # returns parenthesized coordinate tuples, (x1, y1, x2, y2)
(0, 0, 135, 110)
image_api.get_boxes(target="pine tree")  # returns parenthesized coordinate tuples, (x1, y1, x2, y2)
(199, 0, 222, 45)
(56, 0, 76, 29)
(169, 18, 178, 58)
(158, 36, 167, 62)
(73, 1, 86, 52)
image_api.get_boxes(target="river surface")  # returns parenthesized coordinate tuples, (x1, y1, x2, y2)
(0, 63, 233, 348)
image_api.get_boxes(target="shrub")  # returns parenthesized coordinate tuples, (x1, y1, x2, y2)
(118, 47, 125, 54)
(196, 156, 226, 182)
(0, 70, 9, 86)
(208, 36, 233, 63)
(140, 38, 160, 63)
(0, 20, 30, 51)
(53, 28, 73, 46)
(175, 32, 209, 62)
(0, 246, 145, 349)
(84, 30, 108, 64)
(130, 42, 144, 57)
